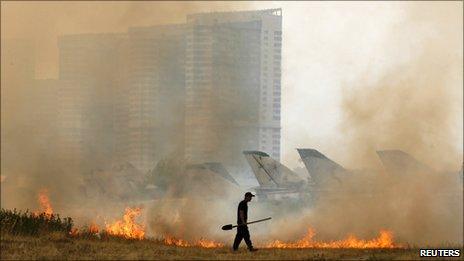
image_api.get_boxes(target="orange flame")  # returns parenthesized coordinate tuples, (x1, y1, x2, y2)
(197, 238, 225, 248)
(164, 236, 190, 247)
(164, 235, 224, 248)
(105, 207, 145, 240)
(266, 228, 401, 248)
(35, 189, 53, 218)
(89, 223, 100, 234)
(69, 228, 79, 236)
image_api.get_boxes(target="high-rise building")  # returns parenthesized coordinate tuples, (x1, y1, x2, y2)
(1, 39, 36, 129)
(1, 39, 37, 173)
(184, 9, 282, 173)
(31, 79, 60, 152)
(57, 33, 126, 171)
(123, 24, 187, 172)
(56, 28, 187, 174)
(55, 9, 282, 177)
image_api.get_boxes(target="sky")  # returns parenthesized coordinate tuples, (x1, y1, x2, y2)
(2, 1, 462, 170)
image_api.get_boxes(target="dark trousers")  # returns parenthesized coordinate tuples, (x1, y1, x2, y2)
(233, 226, 253, 250)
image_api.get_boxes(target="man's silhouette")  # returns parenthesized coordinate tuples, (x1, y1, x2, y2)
(233, 192, 257, 251)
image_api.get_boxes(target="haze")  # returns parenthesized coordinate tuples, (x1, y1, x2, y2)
(2, 1, 462, 169)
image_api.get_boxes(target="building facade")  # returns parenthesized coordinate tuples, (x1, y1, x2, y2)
(57, 34, 126, 171)
(184, 9, 282, 172)
(55, 9, 282, 176)
(123, 24, 187, 172)
(1, 39, 37, 174)
(32, 79, 60, 152)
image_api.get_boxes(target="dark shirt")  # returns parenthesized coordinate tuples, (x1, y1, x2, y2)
(237, 200, 248, 225)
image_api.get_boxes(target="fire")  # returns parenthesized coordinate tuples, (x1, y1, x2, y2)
(89, 223, 100, 234)
(164, 236, 190, 247)
(69, 228, 79, 236)
(197, 238, 225, 248)
(35, 189, 53, 218)
(105, 207, 145, 240)
(164, 235, 224, 248)
(266, 228, 401, 248)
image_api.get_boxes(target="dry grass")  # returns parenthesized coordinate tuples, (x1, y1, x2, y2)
(0, 208, 73, 236)
(3, 233, 461, 260)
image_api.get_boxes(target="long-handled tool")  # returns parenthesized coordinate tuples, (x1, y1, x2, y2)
(221, 217, 271, 231)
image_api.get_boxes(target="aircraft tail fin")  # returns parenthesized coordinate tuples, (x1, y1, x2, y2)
(203, 162, 239, 186)
(376, 150, 432, 175)
(297, 148, 345, 185)
(243, 150, 303, 187)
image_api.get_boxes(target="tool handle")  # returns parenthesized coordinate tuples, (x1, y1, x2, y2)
(235, 217, 271, 228)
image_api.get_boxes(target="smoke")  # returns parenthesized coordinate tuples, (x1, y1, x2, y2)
(338, 3, 462, 170)
(147, 198, 234, 242)
(1, 1, 252, 78)
(334, 2, 463, 245)
(1, 2, 461, 248)
(2, 2, 267, 245)
(339, 49, 462, 171)
(261, 2, 462, 247)
(1, 2, 252, 211)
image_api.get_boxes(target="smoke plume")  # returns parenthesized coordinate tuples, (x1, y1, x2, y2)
(267, 2, 463, 246)
(1, 2, 461, 248)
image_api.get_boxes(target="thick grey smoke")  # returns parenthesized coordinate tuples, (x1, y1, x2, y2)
(1, 1, 252, 214)
(333, 3, 463, 245)
(257, 2, 463, 247)
(1, 2, 462, 248)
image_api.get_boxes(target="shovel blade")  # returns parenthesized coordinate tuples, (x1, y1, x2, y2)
(221, 224, 233, 230)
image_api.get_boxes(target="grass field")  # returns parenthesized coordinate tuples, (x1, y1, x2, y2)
(3, 233, 461, 260)
(1, 209, 462, 260)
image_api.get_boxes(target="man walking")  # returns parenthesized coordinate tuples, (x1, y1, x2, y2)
(233, 192, 258, 251)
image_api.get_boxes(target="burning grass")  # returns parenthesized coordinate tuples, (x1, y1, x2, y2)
(164, 235, 225, 248)
(3, 232, 459, 260)
(2, 189, 458, 260)
(266, 228, 400, 249)
(69, 207, 147, 240)
(1, 207, 461, 260)
(105, 207, 145, 240)
(35, 189, 53, 218)
(2, 188, 406, 250)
